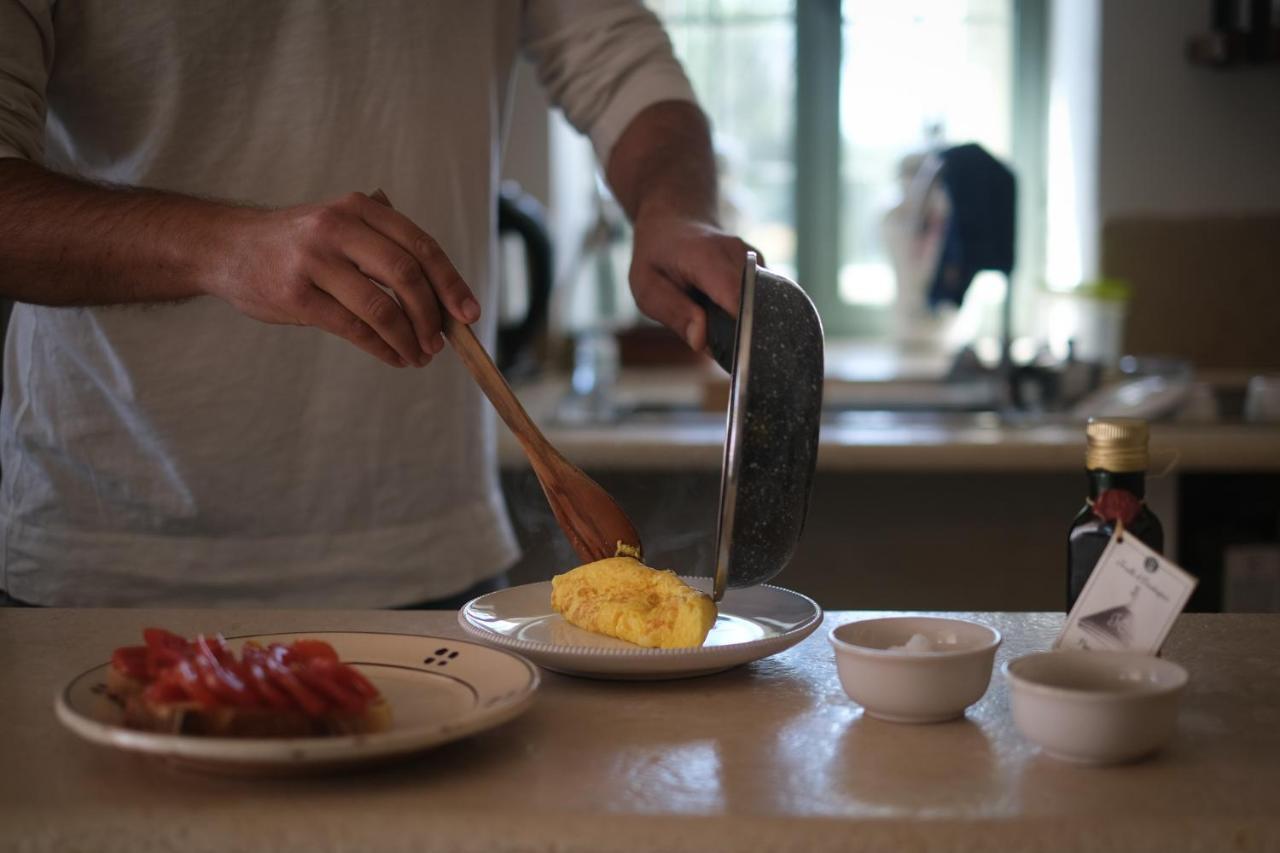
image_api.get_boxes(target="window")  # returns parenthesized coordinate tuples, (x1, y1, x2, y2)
(649, 0, 1047, 351)
(648, 1, 798, 277)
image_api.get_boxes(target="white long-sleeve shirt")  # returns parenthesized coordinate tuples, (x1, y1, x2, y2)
(0, 0, 695, 606)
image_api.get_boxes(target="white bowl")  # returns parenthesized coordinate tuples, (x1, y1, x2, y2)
(1004, 651, 1188, 765)
(829, 617, 1002, 724)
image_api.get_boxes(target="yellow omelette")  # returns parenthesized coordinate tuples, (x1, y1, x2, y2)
(550, 553, 717, 649)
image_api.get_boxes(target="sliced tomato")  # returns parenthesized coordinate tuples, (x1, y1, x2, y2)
(190, 653, 233, 705)
(111, 645, 149, 680)
(143, 627, 188, 652)
(294, 663, 364, 715)
(193, 637, 256, 707)
(124, 628, 373, 718)
(149, 665, 187, 691)
(288, 639, 340, 664)
(174, 659, 219, 709)
(240, 645, 292, 710)
(145, 645, 186, 678)
(243, 659, 294, 710)
(141, 628, 190, 679)
(263, 655, 327, 717)
(331, 664, 380, 700)
(265, 642, 293, 667)
(144, 677, 190, 705)
(202, 633, 235, 667)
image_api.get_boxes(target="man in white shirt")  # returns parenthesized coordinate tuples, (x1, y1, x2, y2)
(0, 1, 751, 606)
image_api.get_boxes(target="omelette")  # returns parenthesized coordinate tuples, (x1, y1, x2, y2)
(550, 550, 717, 649)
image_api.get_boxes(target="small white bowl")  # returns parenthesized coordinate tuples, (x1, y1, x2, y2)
(829, 617, 1002, 724)
(1004, 651, 1188, 765)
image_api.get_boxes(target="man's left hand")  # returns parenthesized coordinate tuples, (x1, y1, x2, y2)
(628, 209, 760, 353)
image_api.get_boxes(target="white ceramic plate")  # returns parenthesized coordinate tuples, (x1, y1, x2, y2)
(459, 579, 822, 679)
(55, 632, 539, 775)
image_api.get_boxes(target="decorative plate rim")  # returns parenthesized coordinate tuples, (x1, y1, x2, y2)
(458, 580, 824, 659)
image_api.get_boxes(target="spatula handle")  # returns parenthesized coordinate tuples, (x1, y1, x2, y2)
(443, 316, 549, 461)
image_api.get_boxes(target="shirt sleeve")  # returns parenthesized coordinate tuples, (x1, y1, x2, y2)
(0, 0, 54, 162)
(521, 0, 698, 168)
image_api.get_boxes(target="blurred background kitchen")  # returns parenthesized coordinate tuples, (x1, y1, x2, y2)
(491, 0, 1280, 613)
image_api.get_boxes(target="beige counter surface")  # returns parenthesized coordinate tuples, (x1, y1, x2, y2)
(4, 609, 1280, 852)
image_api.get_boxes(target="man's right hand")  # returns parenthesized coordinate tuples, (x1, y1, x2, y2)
(0, 161, 479, 368)
(208, 191, 480, 368)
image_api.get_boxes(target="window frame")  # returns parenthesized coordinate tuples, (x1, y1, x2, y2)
(793, 0, 1049, 340)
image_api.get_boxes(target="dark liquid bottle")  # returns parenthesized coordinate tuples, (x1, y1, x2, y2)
(1066, 419, 1164, 609)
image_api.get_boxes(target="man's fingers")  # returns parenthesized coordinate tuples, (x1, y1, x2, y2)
(682, 235, 767, 320)
(337, 223, 445, 356)
(699, 237, 762, 316)
(631, 233, 769, 354)
(631, 270, 706, 352)
(312, 260, 428, 367)
(353, 193, 481, 326)
(659, 234, 753, 321)
(300, 288, 406, 368)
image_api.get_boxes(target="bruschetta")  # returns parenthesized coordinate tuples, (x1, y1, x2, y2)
(107, 628, 390, 737)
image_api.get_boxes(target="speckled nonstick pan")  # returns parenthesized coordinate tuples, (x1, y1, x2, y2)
(694, 252, 824, 601)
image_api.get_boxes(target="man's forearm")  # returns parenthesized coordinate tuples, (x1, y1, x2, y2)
(603, 100, 755, 345)
(0, 158, 248, 306)
(605, 100, 719, 227)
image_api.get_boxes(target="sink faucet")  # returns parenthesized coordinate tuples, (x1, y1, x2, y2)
(946, 338, 1103, 414)
(561, 176, 630, 424)
(1009, 341, 1103, 413)
(568, 328, 619, 422)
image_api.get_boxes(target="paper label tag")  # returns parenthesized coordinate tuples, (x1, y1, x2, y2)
(1056, 529, 1198, 654)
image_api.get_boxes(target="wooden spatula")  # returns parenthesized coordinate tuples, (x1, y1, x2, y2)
(444, 316, 642, 563)
(368, 188, 640, 563)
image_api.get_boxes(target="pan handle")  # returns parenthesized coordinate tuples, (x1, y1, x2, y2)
(689, 288, 738, 374)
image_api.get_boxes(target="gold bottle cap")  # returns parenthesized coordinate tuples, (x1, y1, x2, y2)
(1085, 417, 1149, 472)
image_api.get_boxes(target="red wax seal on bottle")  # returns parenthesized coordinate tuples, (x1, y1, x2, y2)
(1092, 488, 1143, 527)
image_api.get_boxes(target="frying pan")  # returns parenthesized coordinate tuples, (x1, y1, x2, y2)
(695, 252, 824, 601)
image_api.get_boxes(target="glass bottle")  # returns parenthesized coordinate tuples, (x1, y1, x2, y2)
(1066, 418, 1164, 609)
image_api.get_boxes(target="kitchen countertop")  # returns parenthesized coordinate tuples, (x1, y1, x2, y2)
(499, 372, 1280, 472)
(5, 608, 1279, 852)
(507, 413, 1280, 473)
